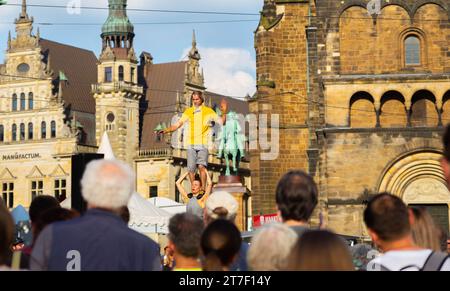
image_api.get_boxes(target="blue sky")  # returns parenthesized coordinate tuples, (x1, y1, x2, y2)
(0, 0, 263, 97)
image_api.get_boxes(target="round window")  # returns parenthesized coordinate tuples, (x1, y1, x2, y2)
(107, 113, 115, 123)
(17, 63, 30, 73)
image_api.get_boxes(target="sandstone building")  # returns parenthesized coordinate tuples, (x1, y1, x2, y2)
(251, 0, 450, 236)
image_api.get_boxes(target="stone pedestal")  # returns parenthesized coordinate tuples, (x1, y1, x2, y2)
(213, 175, 249, 231)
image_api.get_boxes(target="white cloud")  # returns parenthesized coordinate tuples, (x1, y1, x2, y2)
(182, 46, 256, 98)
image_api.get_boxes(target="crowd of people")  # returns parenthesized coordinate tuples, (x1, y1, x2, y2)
(1, 128, 450, 272)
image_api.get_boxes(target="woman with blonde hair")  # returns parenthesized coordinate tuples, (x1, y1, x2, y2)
(410, 206, 442, 252)
(287, 230, 354, 271)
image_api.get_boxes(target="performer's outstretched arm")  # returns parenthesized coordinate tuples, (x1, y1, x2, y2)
(176, 171, 190, 203)
(160, 119, 184, 134)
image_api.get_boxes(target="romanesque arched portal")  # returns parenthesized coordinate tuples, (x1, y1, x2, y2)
(378, 151, 450, 234)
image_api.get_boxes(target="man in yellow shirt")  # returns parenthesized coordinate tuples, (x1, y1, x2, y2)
(160, 91, 227, 190)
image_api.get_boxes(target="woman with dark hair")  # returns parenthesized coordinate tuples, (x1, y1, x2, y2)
(33, 208, 80, 242)
(0, 201, 15, 270)
(201, 219, 242, 271)
(177, 171, 213, 219)
(287, 230, 354, 271)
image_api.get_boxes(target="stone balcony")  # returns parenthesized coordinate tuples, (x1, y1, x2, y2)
(91, 81, 143, 95)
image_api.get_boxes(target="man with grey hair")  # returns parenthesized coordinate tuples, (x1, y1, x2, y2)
(30, 159, 161, 271)
(204, 191, 238, 224)
(247, 223, 298, 271)
(203, 191, 248, 271)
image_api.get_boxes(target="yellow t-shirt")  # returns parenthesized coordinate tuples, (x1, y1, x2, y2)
(173, 267, 203, 271)
(180, 105, 219, 146)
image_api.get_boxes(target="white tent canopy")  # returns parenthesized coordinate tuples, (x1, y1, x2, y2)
(148, 197, 186, 215)
(128, 192, 172, 234)
(97, 132, 115, 160)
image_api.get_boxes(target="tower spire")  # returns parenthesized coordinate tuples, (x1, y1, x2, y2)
(15, 0, 33, 26)
(192, 30, 197, 48)
(189, 30, 201, 61)
(7, 31, 11, 49)
(21, 0, 28, 18)
(101, 0, 135, 50)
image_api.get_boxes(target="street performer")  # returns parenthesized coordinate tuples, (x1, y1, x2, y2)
(159, 91, 227, 191)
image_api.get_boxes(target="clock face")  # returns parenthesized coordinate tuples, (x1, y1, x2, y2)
(17, 63, 30, 73)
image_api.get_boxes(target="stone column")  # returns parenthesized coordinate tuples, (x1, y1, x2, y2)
(405, 101, 412, 127)
(375, 101, 381, 128)
(437, 100, 443, 126)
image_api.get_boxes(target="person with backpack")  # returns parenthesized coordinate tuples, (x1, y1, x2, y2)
(364, 193, 450, 271)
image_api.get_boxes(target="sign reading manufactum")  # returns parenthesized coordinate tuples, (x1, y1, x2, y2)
(2, 153, 42, 161)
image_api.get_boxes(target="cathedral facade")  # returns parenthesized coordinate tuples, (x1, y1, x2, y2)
(251, 0, 450, 236)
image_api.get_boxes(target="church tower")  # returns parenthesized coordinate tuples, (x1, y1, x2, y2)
(184, 30, 205, 107)
(92, 0, 143, 164)
(250, 0, 313, 216)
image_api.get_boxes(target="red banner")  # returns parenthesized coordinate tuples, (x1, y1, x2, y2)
(252, 213, 282, 228)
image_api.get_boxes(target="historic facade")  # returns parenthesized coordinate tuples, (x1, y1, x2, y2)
(0, 0, 251, 227)
(0, 1, 97, 208)
(252, 0, 450, 236)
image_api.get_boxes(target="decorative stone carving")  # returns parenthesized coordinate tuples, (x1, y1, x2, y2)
(403, 178, 450, 203)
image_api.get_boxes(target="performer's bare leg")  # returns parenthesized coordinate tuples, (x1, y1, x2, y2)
(198, 165, 207, 192)
(188, 171, 195, 186)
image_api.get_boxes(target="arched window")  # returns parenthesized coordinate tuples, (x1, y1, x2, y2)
(0, 125, 4, 142)
(28, 122, 33, 140)
(405, 35, 420, 66)
(28, 92, 34, 110)
(20, 123, 25, 140)
(410, 90, 438, 127)
(12, 124, 17, 141)
(118, 65, 124, 81)
(12, 94, 17, 111)
(20, 93, 26, 111)
(349, 92, 377, 127)
(41, 121, 46, 139)
(51, 121, 56, 138)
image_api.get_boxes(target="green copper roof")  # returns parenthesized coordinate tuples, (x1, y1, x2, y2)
(101, 0, 134, 36)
